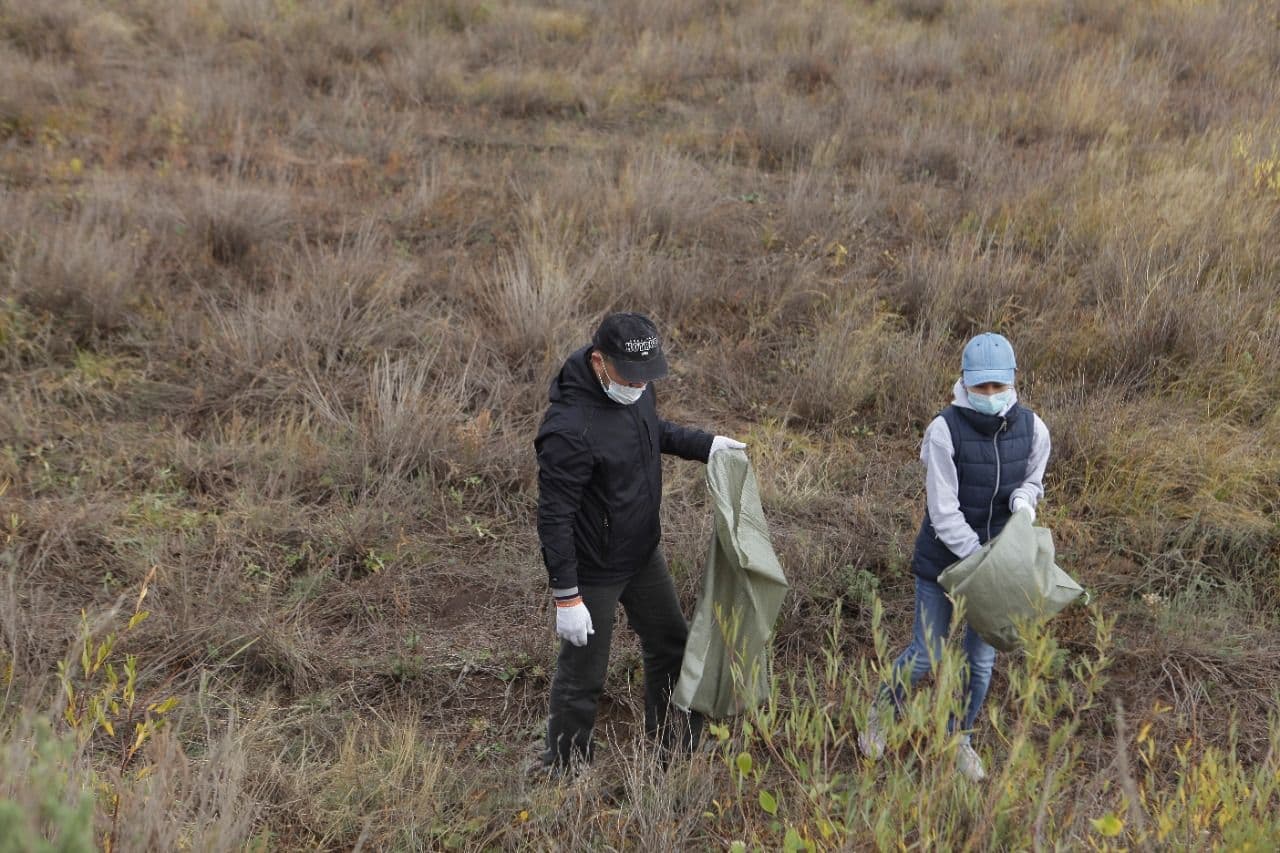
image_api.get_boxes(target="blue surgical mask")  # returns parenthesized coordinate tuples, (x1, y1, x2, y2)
(969, 389, 1014, 416)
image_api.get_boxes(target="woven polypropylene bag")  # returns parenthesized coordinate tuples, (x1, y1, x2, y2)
(673, 451, 788, 718)
(938, 510, 1086, 652)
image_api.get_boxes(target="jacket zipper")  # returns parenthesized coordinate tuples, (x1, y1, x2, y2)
(635, 405, 658, 507)
(987, 418, 1007, 541)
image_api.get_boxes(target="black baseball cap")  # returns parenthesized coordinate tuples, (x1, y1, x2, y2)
(592, 312, 670, 382)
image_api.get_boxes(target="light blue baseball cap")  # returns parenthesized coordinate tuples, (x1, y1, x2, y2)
(962, 332, 1017, 386)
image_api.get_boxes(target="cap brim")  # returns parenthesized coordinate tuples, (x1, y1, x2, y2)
(963, 369, 1016, 386)
(612, 351, 669, 382)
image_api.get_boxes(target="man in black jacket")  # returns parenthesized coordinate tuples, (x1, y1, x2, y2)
(535, 312, 745, 773)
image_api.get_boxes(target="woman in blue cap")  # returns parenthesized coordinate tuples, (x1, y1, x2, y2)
(859, 332, 1051, 782)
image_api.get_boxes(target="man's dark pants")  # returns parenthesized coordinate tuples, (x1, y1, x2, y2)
(543, 549, 703, 769)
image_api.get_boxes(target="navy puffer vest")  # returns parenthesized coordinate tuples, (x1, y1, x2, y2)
(912, 404, 1036, 581)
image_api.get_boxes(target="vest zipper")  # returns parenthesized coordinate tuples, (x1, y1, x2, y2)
(987, 419, 1007, 540)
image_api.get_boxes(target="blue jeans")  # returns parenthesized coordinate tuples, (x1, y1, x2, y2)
(880, 576, 997, 734)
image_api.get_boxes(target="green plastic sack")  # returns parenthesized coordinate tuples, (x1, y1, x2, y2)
(937, 510, 1086, 652)
(673, 450, 788, 718)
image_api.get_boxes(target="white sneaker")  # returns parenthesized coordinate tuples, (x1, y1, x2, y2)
(858, 707, 886, 760)
(956, 740, 986, 782)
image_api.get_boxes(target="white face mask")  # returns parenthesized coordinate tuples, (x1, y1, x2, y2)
(602, 379, 645, 405)
(596, 361, 646, 405)
(969, 388, 1014, 416)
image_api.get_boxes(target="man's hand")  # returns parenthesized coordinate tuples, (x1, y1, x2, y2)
(710, 436, 747, 456)
(1012, 497, 1035, 522)
(555, 598, 594, 647)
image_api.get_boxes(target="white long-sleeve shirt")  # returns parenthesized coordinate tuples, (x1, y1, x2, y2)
(921, 380, 1051, 560)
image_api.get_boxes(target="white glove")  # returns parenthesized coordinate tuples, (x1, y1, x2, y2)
(1012, 497, 1035, 522)
(555, 600, 594, 647)
(710, 435, 747, 456)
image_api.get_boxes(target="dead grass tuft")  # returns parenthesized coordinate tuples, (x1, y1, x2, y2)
(0, 47, 73, 142)
(5, 209, 140, 346)
(890, 0, 948, 24)
(200, 226, 419, 402)
(472, 68, 592, 119)
(733, 80, 846, 170)
(476, 193, 593, 368)
(182, 179, 294, 270)
(301, 715, 449, 849)
(110, 723, 263, 853)
(785, 55, 836, 94)
(306, 344, 473, 489)
(0, 0, 81, 61)
(611, 150, 735, 248)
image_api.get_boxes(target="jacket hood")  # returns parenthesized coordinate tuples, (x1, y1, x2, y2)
(951, 378, 1018, 416)
(548, 344, 641, 408)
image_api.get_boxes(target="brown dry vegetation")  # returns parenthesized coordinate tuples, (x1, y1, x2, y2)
(2, 0, 1280, 849)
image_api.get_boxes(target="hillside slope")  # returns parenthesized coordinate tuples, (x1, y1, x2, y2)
(2, 0, 1279, 848)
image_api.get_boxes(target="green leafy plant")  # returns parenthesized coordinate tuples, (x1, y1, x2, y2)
(0, 719, 95, 853)
(54, 567, 179, 852)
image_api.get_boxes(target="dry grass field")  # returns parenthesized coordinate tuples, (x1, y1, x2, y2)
(2, 0, 1280, 848)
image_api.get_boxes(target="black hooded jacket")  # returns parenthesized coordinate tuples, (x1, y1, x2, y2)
(535, 345, 714, 589)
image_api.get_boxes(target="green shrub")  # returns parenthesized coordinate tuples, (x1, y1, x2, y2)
(0, 719, 94, 853)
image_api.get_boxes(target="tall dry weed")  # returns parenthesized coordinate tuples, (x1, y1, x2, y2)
(733, 80, 844, 171)
(612, 150, 730, 249)
(894, 231, 1051, 341)
(108, 723, 263, 853)
(477, 194, 593, 369)
(305, 346, 470, 488)
(200, 226, 419, 406)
